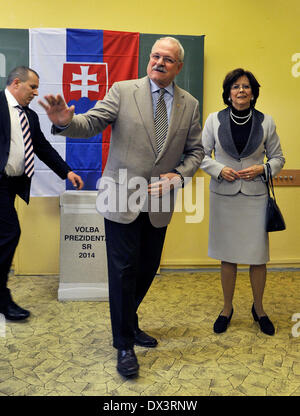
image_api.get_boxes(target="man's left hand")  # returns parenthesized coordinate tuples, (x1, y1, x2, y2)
(148, 173, 182, 197)
(67, 171, 84, 190)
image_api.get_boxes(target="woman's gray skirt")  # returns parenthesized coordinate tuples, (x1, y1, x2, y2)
(208, 191, 269, 265)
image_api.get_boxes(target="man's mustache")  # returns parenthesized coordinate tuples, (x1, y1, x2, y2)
(152, 64, 167, 73)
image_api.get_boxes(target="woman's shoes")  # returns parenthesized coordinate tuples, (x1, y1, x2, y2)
(213, 308, 233, 333)
(251, 304, 275, 336)
(213, 305, 275, 335)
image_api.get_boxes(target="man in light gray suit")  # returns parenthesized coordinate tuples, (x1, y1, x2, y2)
(40, 37, 204, 377)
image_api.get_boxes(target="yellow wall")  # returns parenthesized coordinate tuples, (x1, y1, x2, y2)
(1, 0, 300, 273)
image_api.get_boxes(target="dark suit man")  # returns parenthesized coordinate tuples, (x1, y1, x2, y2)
(0, 66, 83, 322)
(40, 37, 204, 377)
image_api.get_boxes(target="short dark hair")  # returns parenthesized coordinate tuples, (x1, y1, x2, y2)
(6, 66, 39, 86)
(222, 68, 260, 107)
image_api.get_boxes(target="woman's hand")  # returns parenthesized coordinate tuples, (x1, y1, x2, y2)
(238, 164, 264, 180)
(220, 167, 240, 182)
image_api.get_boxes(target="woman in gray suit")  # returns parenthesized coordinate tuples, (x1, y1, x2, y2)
(200, 68, 285, 335)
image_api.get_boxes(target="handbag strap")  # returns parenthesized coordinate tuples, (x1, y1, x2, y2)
(266, 162, 276, 201)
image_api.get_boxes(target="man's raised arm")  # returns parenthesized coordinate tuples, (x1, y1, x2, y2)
(39, 94, 75, 127)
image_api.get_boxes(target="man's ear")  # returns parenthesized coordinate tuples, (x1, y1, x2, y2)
(176, 62, 184, 75)
(12, 77, 21, 88)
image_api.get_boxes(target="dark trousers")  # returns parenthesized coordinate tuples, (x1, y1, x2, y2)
(104, 212, 167, 350)
(0, 176, 21, 306)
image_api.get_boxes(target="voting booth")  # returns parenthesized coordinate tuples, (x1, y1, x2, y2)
(59, 191, 108, 301)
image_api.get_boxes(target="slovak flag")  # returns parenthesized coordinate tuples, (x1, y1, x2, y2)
(29, 28, 139, 196)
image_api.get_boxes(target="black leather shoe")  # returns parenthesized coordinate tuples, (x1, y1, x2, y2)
(251, 304, 275, 336)
(117, 349, 139, 377)
(213, 308, 233, 334)
(134, 329, 158, 348)
(0, 301, 30, 321)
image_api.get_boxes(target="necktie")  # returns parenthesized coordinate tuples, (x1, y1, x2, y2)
(154, 88, 168, 153)
(16, 106, 34, 178)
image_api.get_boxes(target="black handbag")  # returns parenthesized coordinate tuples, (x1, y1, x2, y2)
(265, 163, 286, 232)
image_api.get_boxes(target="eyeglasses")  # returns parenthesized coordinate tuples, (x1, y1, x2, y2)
(231, 84, 251, 90)
(150, 53, 178, 65)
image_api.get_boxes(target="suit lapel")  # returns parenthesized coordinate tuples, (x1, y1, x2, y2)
(217, 107, 240, 159)
(133, 79, 187, 160)
(0, 90, 11, 143)
(133, 77, 157, 156)
(0, 90, 30, 203)
(239, 109, 264, 158)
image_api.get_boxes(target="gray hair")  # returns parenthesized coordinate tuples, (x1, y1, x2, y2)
(152, 37, 185, 62)
(6, 66, 39, 86)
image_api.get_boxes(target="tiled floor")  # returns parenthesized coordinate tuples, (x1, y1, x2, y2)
(0, 270, 300, 396)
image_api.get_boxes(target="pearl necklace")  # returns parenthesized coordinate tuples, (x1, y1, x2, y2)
(230, 109, 252, 125)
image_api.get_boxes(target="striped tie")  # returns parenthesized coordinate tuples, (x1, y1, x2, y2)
(154, 88, 168, 153)
(16, 106, 34, 178)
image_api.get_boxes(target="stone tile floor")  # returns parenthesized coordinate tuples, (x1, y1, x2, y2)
(0, 270, 300, 396)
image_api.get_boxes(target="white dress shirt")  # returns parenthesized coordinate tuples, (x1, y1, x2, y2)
(4, 88, 25, 176)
